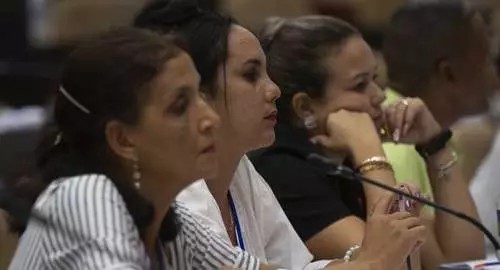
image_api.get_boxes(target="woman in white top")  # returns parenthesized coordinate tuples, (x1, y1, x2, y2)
(135, 1, 427, 269)
(7, 28, 261, 270)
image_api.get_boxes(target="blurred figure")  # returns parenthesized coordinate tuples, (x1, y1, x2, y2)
(384, 0, 497, 126)
(0, 78, 47, 269)
(383, 0, 495, 268)
(468, 53, 500, 255)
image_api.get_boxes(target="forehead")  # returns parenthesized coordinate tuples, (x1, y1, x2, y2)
(326, 36, 376, 78)
(226, 25, 265, 64)
(149, 52, 199, 99)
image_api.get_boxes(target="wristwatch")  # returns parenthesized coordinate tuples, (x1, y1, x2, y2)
(415, 129, 453, 159)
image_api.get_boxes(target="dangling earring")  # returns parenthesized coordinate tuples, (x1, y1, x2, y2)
(132, 158, 141, 190)
(303, 112, 318, 130)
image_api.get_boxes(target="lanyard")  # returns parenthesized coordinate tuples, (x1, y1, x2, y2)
(228, 192, 245, 251)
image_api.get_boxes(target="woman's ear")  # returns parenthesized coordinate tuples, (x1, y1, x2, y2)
(292, 92, 316, 120)
(105, 120, 138, 162)
(436, 58, 457, 83)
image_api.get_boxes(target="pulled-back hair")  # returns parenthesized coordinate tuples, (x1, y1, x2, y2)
(10, 28, 184, 240)
(259, 15, 359, 123)
(134, 0, 234, 99)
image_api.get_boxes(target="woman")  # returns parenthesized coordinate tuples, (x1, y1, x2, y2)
(251, 15, 479, 269)
(7, 27, 263, 269)
(135, 1, 426, 269)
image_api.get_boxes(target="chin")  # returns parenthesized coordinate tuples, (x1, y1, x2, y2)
(253, 133, 275, 151)
(195, 158, 219, 180)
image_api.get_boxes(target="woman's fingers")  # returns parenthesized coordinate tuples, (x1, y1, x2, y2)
(393, 99, 410, 141)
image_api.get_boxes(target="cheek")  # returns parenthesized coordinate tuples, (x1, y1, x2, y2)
(138, 117, 195, 176)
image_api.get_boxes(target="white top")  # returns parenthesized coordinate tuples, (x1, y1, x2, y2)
(177, 156, 331, 270)
(470, 128, 500, 254)
(9, 174, 260, 270)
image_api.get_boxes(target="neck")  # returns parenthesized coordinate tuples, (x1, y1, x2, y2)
(206, 140, 245, 206)
(421, 89, 461, 128)
(140, 172, 183, 253)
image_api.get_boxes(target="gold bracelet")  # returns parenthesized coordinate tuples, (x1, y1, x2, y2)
(357, 156, 393, 174)
(358, 162, 393, 174)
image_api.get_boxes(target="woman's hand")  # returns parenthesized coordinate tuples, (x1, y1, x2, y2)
(384, 98, 442, 144)
(355, 191, 427, 270)
(311, 110, 381, 155)
(388, 183, 425, 217)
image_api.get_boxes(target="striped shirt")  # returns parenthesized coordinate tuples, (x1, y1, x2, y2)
(8, 174, 261, 270)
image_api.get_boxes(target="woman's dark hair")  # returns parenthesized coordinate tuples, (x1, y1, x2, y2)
(259, 15, 360, 124)
(11, 27, 184, 240)
(134, 0, 234, 99)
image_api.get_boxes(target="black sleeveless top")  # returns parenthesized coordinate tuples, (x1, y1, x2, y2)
(250, 123, 366, 241)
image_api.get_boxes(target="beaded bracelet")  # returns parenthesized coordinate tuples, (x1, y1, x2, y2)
(343, 244, 360, 262)
(435, 150, 458, 179)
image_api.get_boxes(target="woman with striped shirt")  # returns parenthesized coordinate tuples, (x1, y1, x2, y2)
(7, 28, 261, 270)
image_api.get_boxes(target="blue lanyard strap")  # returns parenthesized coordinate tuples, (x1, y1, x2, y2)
(228, 192, 245, 251)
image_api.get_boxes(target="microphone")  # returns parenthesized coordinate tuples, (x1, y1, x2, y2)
(307, 153, 500, 260)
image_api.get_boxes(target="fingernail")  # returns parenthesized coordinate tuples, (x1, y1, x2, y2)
(405, 200, 412, 211)
(403, 124, 410, 135)
(393, 129, 400, 142)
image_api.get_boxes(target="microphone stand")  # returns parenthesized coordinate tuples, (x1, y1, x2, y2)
(308, 153, 500, 261)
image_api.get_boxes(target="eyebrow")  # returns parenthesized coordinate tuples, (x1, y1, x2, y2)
(350, 65, 378, 81)
(243, 58, 262, 66)
(163, 85, 192, 101)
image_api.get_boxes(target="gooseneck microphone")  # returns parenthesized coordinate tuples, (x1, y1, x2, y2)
(307, 153, 500, 260)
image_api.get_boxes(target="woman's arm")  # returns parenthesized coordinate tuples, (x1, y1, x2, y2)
(453, 119, 497, 183)
(385, 98, 485, 269)
(419, 147, 484, 269)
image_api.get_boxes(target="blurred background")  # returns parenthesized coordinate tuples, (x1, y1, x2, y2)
(2, 0, 500, 107)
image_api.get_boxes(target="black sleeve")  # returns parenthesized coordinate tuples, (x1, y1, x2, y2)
(251, 153, 353, 242)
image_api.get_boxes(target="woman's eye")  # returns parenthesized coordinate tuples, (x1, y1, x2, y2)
(243, 68, 259, 83)
(353, 81, 369, 92)
(168, 94, 189, 116)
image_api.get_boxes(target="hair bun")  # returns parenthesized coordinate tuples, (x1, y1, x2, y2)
(259, 17, 287, 50)
(134, 0, 204, 28)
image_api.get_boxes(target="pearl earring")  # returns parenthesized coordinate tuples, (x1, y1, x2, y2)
(132, 159, 141, 190)
(304, 112, 318, 130)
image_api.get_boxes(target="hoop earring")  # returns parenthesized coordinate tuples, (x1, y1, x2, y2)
(304, 112, 318, 130)
(132, 159, 141, 190)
